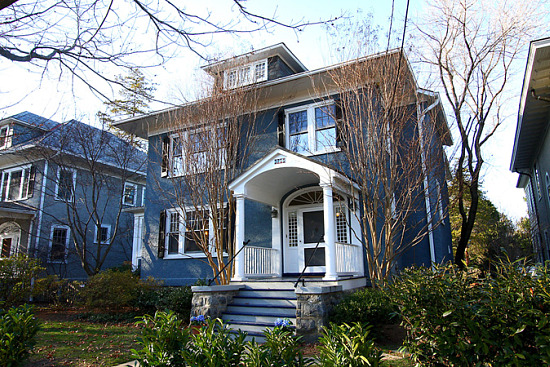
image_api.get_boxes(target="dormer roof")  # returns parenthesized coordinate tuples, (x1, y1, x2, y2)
(201, 43, 308, 77)
(1, 111, 60, 130)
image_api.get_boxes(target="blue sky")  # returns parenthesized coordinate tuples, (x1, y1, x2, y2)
(0, 0, 537, 221)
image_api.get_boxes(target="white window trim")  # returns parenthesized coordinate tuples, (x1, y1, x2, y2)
(223, 59, 268, 89)
(164, 204, 228, 259)
(141, 187, 146, 206)
(285, 100, 340, 156)
(0, 164, 32, 202)
(94, 224, 111, 244)
(0, 124, 12, 150)
(168, 123, 227, 177)
(49, 225, 70, 263)
(55, 167, 77, 202)
(123, 182, 137, 206)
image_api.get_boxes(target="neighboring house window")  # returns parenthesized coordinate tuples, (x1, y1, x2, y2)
(0, 125, 12, 149)
(285, 101, 338, 155)
(49, 226, 69, 262)
(169, 126, 227, 176)
(55, 168, 76, 201)
(0, 165, 34, 201)
(224, 59, 268, 89)
(123, 183, 137, 206)
(535, 166, 542, 200)
(95, 224, 111, 244)
(164, 206, 227, 257)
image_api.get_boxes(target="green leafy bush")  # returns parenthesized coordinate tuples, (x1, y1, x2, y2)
(183, 318, 248, 366)
(0, 255, 44, 308)
(389, 262, 550, 366)
(244, 325, 310, 367)
(0, 304, 41, 367)
(132, 310, 189, 367)
(33, 276, 83, 307)
(136, 285, 193, 319)
(317, 322, 382, 367)
(80, 269, 158, 311)
(329, 287, 399, 335)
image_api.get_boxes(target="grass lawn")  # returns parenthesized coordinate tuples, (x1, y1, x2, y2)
(24, 317, 142, 367)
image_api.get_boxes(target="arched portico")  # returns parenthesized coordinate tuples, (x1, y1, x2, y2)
(0, 221, 21, 258)
(229, 148, 363, 282)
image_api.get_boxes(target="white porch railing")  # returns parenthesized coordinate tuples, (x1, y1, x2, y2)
(336, 242, 360, 274)
(244, 246, 278, 276)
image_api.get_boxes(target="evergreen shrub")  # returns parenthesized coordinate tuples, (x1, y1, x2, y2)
(388, 262, 550, 366)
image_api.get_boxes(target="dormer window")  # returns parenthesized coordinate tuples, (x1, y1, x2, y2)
(0, 125, 11, 149)
(224, 59, 268, 89)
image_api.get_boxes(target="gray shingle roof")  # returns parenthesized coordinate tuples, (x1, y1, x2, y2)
(39, 119, 147, 173)
(5, 111, 60, 130)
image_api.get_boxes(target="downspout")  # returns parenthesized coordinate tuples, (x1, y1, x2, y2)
(34, 160, 48, 257)
(416, 92, 441, 266)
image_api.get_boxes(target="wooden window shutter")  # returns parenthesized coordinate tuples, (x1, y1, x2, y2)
(335, 100, 346, 148)
(277, 110, 286, 148)
(158, 210, 166, 258)
(161, 137, 169, 177)
(27, 165, 36, 198)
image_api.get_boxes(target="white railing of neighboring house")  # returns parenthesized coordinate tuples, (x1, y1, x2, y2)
(336, 242, 360, 274)
(244, 246, 278, 276)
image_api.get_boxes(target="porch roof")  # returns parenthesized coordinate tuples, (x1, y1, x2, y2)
(0, 202, 36, 219)
(229, 147, 356, 206)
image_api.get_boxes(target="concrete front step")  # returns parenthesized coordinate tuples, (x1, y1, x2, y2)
(225, 305, 296, 317)
(232, 296, 297, 307)
(222, 311, 296, 325)
(238, 289, 297, 299)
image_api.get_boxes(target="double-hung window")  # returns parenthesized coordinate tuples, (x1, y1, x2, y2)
(0, 165, 33, 201)
(286, 101, 338, 155)
(50, 225, 70, 262)
(169, 125, 227, 176)
(224, 59, 268, 89)
(56, 168, 76, 201)
(123, 183, 137, 206)
(0, 125, 11, 149)
(164, 206, 227, 258)
(95, 224, 111, 244)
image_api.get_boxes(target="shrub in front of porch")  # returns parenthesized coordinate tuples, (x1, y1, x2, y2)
(328, 287, 399, 340)
(388, 262, 550, 366)
(0, 304, 41, 367)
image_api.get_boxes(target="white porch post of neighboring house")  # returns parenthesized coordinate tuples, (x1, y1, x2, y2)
(321, 183, 338, 280)
(232, 194, 247, 281)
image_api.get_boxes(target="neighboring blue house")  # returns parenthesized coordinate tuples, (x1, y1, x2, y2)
(511, 37, 550, 263)
(115, 44, 453, 338)
(0, 112, 146, 280)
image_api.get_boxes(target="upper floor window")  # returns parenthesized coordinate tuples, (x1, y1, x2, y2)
(164, 206, 227, 258)
(56, 168, 76, 201)
(95, 224, 111, 244)
(223, 59, 268, 89)
(168, 126, 227, 177)
(285, 101, 339, 156)
(0, 125, 12, 150)
(49, 225, 70, 262)
(0, 165, 34, 202)
(123, 182, 137, 206)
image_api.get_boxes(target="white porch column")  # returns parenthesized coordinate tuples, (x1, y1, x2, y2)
(232, 194, 247, 281)
(321, 183, 338, 280)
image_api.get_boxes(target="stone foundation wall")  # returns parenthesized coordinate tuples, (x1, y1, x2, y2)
(295, 285, 344, 342)
(190, 285, 244, 319)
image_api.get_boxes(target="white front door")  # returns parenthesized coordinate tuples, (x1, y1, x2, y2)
(283, 206, 326, 274)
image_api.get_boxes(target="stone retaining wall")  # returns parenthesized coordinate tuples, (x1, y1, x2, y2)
(190, 285, 244, 319)
(295, 285, 344, 342)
